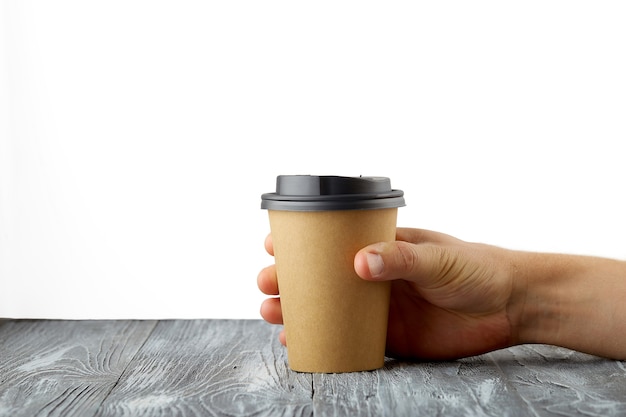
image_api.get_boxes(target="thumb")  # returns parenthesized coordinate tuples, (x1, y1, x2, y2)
(354, 241, 445, 284)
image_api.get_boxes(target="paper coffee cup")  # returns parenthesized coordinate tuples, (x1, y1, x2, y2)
(261, 175, 405, 373)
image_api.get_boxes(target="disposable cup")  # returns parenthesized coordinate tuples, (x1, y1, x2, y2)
(261, 175, 405, 373)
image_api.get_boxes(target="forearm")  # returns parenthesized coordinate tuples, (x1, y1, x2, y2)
(508, 250, 626, 359)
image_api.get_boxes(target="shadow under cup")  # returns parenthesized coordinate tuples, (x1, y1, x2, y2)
(261, 175, 405, 373)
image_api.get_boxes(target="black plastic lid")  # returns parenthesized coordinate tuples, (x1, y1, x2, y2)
(261, 175, 405, 211)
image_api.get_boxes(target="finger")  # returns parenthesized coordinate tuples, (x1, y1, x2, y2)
(355, 240, 452, 286)
(264, 234, 274, 256)
(260, 297, 283, 324)
(257, 265, 279, 295)
(279, 330, 286, 346)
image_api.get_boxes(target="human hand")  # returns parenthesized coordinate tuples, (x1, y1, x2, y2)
(353, 228, 518, 359)
(258, 228, 520, 360)
(257, 234, 287, 347)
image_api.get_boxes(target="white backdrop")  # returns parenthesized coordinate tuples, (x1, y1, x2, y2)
(1, 1, 625, 319)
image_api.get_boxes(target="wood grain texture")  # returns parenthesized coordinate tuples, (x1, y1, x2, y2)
(2, 319, 626, 417)
(312, 348, 626, 417)
(0, 320, 157, 417)
(493, 345, 626, 416)
(94, 320, 313, 417)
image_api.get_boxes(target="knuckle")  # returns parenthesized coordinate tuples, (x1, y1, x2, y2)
(395, 242, 419, 274)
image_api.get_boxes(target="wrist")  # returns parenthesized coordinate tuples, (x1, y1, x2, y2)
(507, 250, 626, 359)
(506, 251, 568, 347)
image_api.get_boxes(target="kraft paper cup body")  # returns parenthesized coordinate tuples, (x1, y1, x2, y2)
(268, 208, 396, 373)
(261, 176, 405, 373)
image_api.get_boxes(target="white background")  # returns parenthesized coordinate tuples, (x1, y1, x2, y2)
(1, 1, 625, 319)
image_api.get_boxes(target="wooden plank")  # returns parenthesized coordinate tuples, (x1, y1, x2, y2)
(0, 320, 157, 417)
(312, 355, 531, 416)
(3, 319, 626, 416)
(490, 345, 626, 416)
(312, 346, 626, 417)
(95, 320, 314, 417)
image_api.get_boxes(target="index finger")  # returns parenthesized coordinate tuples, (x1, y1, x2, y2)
(396, 228, 462, 246)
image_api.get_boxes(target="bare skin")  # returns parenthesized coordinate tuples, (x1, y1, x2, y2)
(258, 228, 626, 360)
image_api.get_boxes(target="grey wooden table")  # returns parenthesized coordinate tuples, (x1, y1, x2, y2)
(1, 319, 625, 417)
